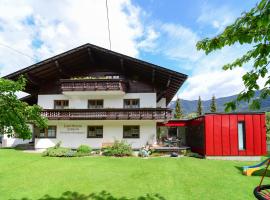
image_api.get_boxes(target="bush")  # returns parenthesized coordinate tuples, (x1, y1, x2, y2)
(102, 140, 132, 157)
(43, 143, 93, 157)
(42, 147, 71, 157)
(77, 145, 92, 153)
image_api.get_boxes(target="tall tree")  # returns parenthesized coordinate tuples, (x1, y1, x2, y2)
(0, 76, 47, 139)
(210, 95, 217, 113)
(174, 98, 183, 119)
(196, 0, 270, 111)
(197, 96, 203, 116)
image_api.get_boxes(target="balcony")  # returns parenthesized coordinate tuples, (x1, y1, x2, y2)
(60, 79, 127, 95)
(42, 108, 172, 120)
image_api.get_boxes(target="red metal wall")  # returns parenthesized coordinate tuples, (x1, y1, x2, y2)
(204, 113, 267, 156)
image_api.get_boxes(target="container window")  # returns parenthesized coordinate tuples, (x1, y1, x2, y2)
(238, 121, 246, 150)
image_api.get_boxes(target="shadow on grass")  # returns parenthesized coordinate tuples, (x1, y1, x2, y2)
(234, 166, 243, 174)
(10, 191, 166, 200)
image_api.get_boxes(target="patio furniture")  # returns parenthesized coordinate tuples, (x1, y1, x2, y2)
(164, 138, 181, 147)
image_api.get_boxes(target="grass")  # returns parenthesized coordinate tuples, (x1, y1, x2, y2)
(0, 149, 269, 200)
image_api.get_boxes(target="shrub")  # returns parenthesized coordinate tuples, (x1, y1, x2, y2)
(43, 143, 93, 157)
(42, 147, 71, 157)
(102, 140, 132, 157)
(77, 145, 92, 154)
(65, 150, 76, 157)
(55, 141, 62, 149)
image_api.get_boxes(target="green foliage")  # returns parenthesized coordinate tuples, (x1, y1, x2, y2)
(266, 112, 270, 141)
(210, 95, 217, 113)
(43, 143, 93, 157)
(174, 98, 183, 119)
(197, 96, 203, 116)
(186, 112, 198, 119)
(102, 140, 133, 157)
(0, 76, 47, 139)
(42, 147, 71, 157)
(197, 0, 270, 111)
(77, 145, 92, 153)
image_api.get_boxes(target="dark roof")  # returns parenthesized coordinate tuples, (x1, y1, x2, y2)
(4, 43, 187, 103)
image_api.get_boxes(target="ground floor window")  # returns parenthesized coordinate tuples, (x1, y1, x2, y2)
(87, 126, 103, 138)
(37, 126, 57, 138)
(123, 126, 140, 138)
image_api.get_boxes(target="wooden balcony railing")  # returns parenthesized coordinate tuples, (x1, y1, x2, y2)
(42, 108, 172, 120)
(60, 79, 127, 92)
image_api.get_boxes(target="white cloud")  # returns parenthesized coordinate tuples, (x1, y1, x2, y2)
(179, 68, 246, 100)
(160, 23, 203, 62)
(197, 4, 237, 32)
(177, 44, 256, 100)
(0, 0, 150, 76)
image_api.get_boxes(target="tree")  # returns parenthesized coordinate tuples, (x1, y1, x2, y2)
(196, 0, 270, 111)
(197, 96, 203, 116)
(174, 98, 183, 119)
(0, 76, 47, 139)
(210, 95, 217, 112)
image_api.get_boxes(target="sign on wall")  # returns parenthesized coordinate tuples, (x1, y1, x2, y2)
(60, 125, 85, 134)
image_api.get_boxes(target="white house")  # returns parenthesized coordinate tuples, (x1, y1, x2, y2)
(2, 43, 187, 149)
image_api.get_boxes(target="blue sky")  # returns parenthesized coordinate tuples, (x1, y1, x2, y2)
(0, 0, 260, 100)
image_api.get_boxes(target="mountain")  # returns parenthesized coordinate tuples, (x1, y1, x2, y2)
(169, 91, 270, 114)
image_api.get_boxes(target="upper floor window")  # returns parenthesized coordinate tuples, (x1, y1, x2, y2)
(88, 100, 103, 109)
(54, 100, 69, 109)
(238, 121, 246, 150)
(37, 126, 57, 138)
(124, 99, 140, 108)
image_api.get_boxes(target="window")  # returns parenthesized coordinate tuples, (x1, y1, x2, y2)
(87, 126, 103, 138)
(238, 121, 246, 150)
(54, 100, 69, 109)
(123, 126, 140, 138)
(124, 99, 140, 108)
(88, 100, 103, 109)
(37, 126, 57, 138)
(105, 75, 119, 79)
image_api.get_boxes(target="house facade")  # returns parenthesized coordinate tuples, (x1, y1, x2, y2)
(3, 44, 187, 149)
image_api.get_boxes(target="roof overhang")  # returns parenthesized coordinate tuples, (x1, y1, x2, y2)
(4, 43, 188, 104)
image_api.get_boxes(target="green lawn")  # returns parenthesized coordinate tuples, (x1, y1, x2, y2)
(0, 149, 269, 200)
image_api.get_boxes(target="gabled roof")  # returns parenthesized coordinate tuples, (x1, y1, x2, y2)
(4, 43, 187, 104)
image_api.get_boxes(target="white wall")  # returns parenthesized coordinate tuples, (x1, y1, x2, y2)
(0, 124, 33, 148)
(1, 134, 31, 147)
(35, 120, 156, 149)
(157, 98, 166, 108)
(38, 93, 157, 109)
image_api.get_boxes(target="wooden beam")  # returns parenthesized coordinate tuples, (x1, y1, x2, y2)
(55, 60, 61, 72)
(152, 69, 155, 83)
(157, 90, 166, 102)
(166, 76, 171, 88)
(54, 60, 71, 78)
(120, 58, 124, 72)
(87, 47, 94, 63)
(25, 73, 40, 86)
